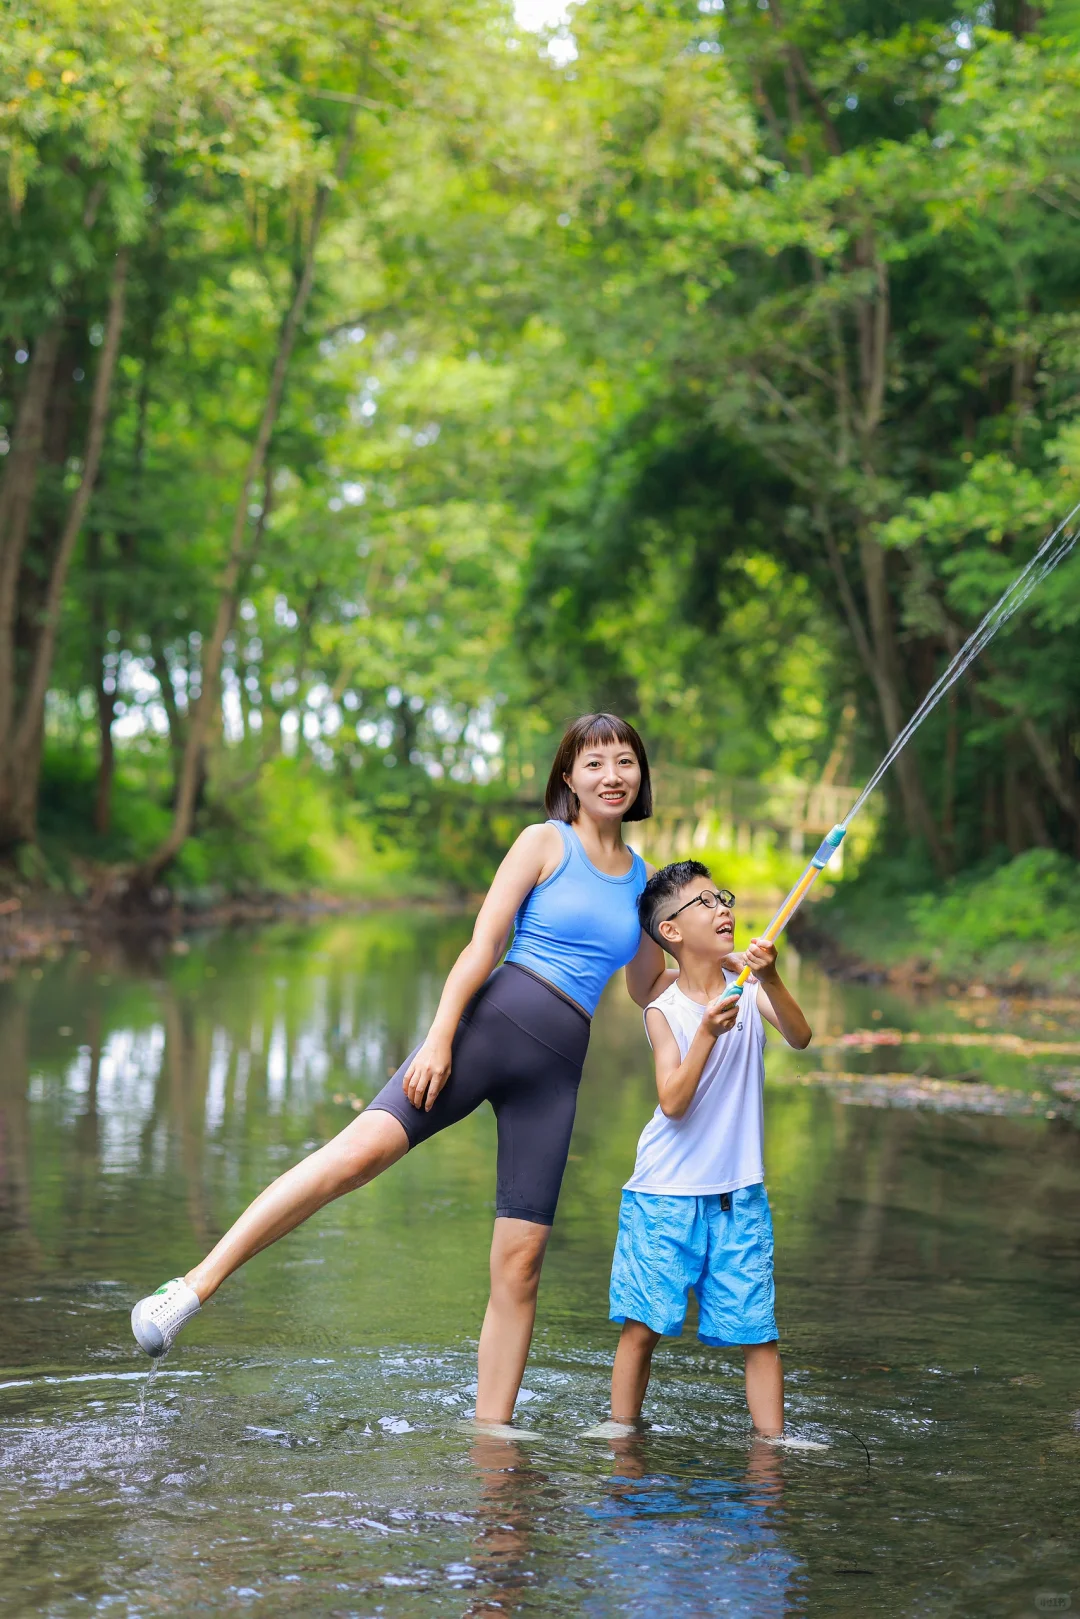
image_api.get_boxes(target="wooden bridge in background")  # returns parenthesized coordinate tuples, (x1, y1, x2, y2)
(633, 771, 864, 870)
(501, 760, 872, 873)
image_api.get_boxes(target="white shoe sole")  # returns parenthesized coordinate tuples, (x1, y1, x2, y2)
(131, 1299, 168, 1357)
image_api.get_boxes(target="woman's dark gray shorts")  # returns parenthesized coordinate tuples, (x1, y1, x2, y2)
(367, 963, 590, 1226)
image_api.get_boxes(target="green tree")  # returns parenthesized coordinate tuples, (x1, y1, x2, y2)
(468, 0, 1080, 870)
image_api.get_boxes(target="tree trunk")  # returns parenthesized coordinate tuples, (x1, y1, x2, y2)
(981, 771, 1001, 856)
(133, 119, 357, 890)
(979, 653, 1080, 842)
(1003, 753, 1025, 855)
(0, 323, 62, 756)
(857, 534, 946, 869)
(232, 465, 273, 754)
(941, 687, 958, 859)
(814, 239, 944, 868)
(0, 251, 129, 849)
(94, 335, 153, 839)
(1019, 715, 1080, 826)
(822, 517, 946, 866)
(1017, 776, 1051, 849)
(149, 637, 185, 794)
(94, 672, 116, 839)
(237, 662, 251, 743)
(999, 0, 1042, 37)
(87, 528, 116, 837)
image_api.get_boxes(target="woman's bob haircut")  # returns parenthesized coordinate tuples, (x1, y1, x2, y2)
(544, 713, 653, 823)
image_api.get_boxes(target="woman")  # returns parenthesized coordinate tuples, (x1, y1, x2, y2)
(131, 713, 671, 1425)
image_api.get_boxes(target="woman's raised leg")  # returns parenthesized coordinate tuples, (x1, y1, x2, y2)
(186, 1109, 410, 1302)
(474, 1217, 551, 1424)
(132, 1108, 411, 1356)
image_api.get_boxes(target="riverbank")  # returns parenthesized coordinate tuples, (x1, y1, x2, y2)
(0, 886, 392, 970)
(794, 847, 1080, 996)
(5, 843, 1080, 998)
(0, 748, 527, 967)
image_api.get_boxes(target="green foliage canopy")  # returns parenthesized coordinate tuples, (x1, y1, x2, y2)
(1, 0, 1078, 891)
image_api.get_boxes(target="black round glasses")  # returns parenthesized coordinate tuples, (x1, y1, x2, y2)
(666, 888, 736, 923)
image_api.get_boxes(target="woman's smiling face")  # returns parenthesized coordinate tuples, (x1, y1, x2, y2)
(564, 739, 641, 823)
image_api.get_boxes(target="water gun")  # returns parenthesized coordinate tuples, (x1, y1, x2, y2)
(722, 825, 846, 1000)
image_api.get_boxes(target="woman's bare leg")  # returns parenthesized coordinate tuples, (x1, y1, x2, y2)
(474, 1218, 551, 1424)
(185, 1109, 410, 1302)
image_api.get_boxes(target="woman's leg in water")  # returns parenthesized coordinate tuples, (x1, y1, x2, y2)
(185, 1109, 409, 1302)
(470, 980, 585, 1424)
(474, 1218, 552, 1424)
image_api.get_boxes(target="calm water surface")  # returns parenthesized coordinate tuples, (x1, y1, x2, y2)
(1, 913, 1078, 1618)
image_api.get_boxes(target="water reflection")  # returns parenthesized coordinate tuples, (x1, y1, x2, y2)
(465, 1435, 548, 1617)
(1, 913, 1078, 1616)
(590, 1434, 800, 1617)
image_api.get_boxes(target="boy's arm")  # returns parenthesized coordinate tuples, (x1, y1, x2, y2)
(745, 938, 812, 1050)
(646, 996, 741, 1119)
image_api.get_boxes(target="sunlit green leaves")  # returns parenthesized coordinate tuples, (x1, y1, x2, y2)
(7, 0, 1080, 885)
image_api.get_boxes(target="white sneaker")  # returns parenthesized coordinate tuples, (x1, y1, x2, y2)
(130, 1278, 201, 1357)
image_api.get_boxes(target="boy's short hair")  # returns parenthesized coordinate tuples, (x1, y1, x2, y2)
(638, 859, 712, 946)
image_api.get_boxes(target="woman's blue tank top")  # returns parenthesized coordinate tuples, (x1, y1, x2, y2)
(504, 820, 648, 1016)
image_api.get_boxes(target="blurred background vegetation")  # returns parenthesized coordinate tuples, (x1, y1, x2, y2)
(2, 0, 1079, 974)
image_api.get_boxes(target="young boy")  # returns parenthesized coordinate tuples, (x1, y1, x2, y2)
(607, 859, 812, 1438)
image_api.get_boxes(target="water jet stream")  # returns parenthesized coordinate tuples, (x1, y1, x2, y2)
(722, 502, 1080, 998)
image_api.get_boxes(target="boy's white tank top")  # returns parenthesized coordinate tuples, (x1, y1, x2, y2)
(624, 973, 766, 1197)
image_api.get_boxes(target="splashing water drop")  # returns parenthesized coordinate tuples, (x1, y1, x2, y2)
(136, 1357, 162, 1430)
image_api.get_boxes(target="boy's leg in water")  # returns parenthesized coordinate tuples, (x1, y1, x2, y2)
(475, 1218, 551, 1424)
(743, 1341, 783, 1437)
(185, 1109, 410, 1302)
(610, 1319, 662, 1423)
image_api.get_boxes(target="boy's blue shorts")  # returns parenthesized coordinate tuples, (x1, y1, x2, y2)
(609, 1184, 778, 1346)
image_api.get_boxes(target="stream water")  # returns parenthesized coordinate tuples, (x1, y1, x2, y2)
(0, 912, 1078, 1617)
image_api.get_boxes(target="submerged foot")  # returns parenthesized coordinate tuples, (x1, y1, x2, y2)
(130, 1278, 201, 1358)
(582, 1419, 640, 1441)
(458, 1418, 541, 1441)
(758, 1433, 829, 1451)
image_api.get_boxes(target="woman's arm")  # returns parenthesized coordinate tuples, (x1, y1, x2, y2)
(625, 930, 677, 1008)
(402, 822, 562, 1111)
(624, 860, 677, 1007)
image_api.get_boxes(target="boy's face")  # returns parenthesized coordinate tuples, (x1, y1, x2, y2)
(658, 875, 735, 957)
